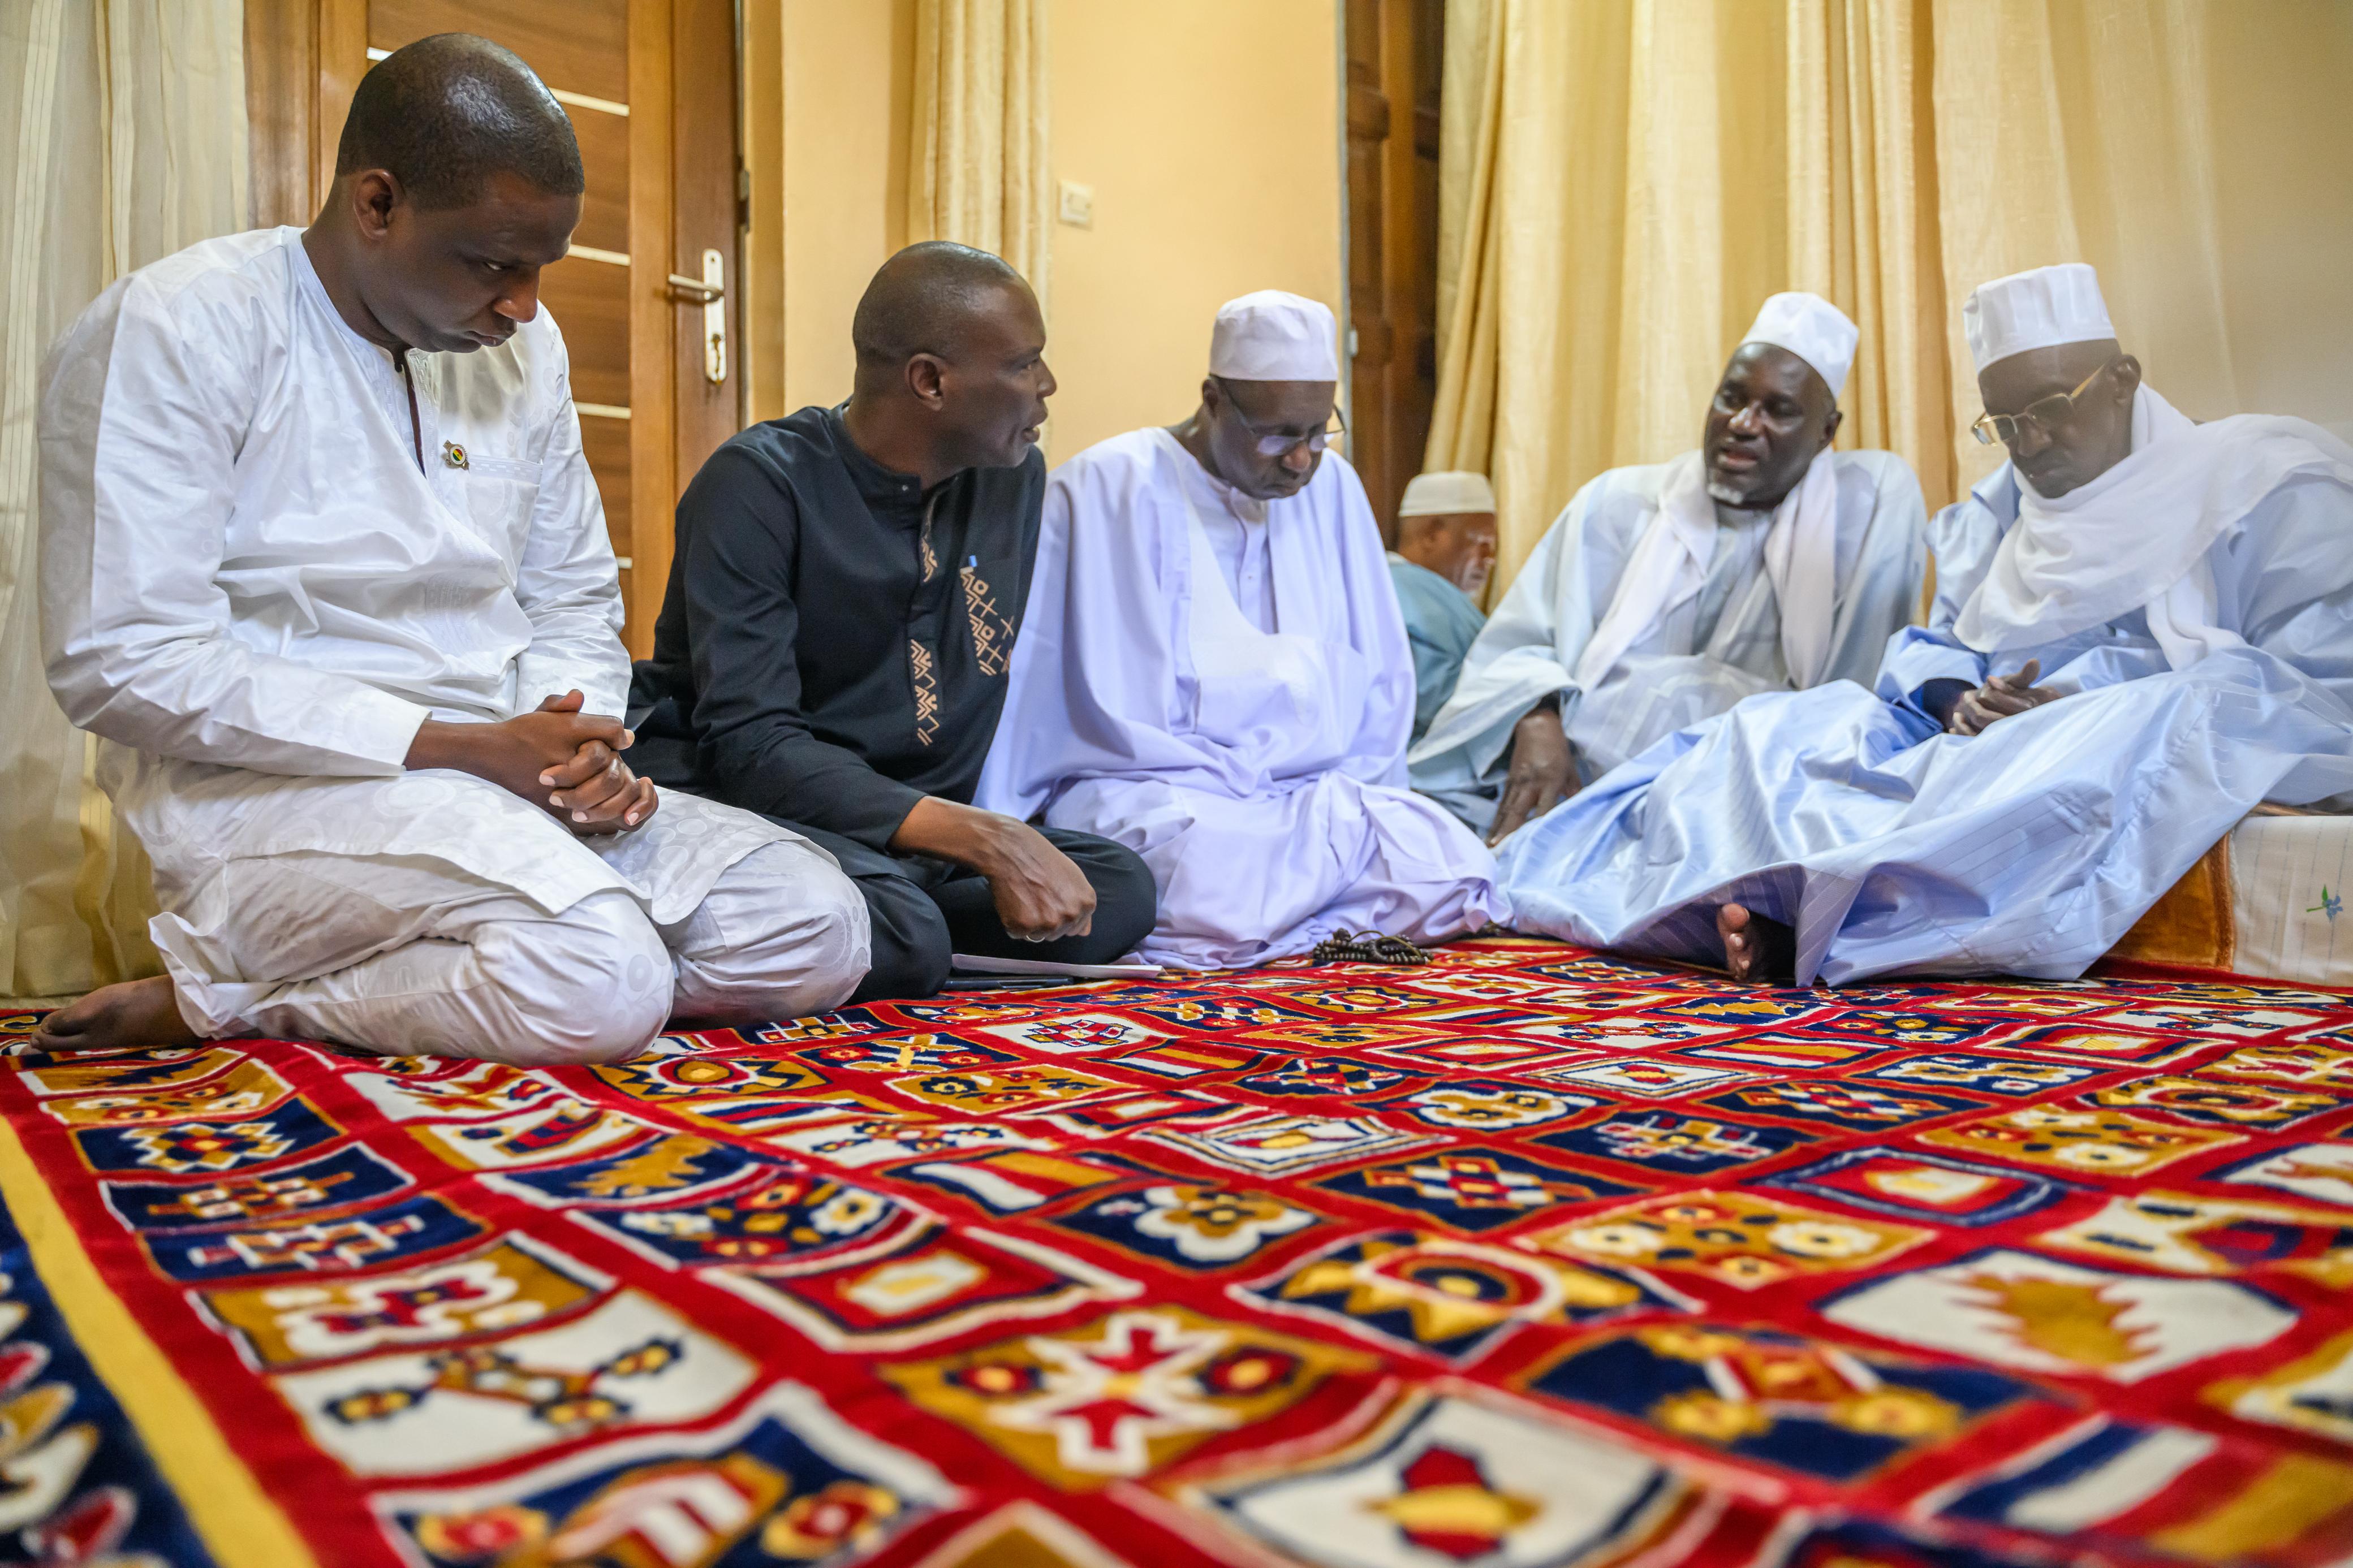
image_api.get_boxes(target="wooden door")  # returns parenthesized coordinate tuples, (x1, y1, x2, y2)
(1343, 0, 1445, 544)
(244, 0, 742, 655)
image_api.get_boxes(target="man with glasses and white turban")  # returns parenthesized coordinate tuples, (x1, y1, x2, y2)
(1413, 292, 1927, 841)
(1495, 262, 2353, 986)
(978, 291, 1509, 967)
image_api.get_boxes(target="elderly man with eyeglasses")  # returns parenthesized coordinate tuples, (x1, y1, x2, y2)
(1491, 262, 2353, 986)
(976, 291, 1509, 967)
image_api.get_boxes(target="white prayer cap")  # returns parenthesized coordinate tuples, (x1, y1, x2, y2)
(1964, 263, 2116, 373)
(1740, 292, 1859, 399)
(1208, 290, 1341, 381)
(1398, 470, 1497, 517)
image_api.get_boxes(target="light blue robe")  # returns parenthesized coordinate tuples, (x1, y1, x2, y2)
(1496, 429, 2353, 985)
(1411, 450, 1926, 834)
(1387, 554, 1487, 742)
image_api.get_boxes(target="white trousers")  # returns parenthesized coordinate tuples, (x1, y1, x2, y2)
(141, 788, 870, 1066)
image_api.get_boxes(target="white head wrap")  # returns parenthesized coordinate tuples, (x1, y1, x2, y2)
(1963, 264, 2117, 373)
(1741, 292, 1859, 399)
(1208, 291, 1341, 381)
(1398, 470, 1497, 518)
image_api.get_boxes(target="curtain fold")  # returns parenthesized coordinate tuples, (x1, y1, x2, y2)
(1786, 0, 1951, 504)
(907, 0, 1052, 316)
(1, 0, 247, 998)
(1431, 0, 2353, 588)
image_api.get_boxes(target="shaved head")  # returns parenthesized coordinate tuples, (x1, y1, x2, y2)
(852, 242, 1031, 377)
(336, 33, 583, 210)
(839, 243, 1053, 480)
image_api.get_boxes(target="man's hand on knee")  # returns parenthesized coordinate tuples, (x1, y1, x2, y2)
(405, 689, 656, 835)
(1488, 699, 1578, 846)
(981, 824, 1097, 942)
(892, 797, 1096, 942)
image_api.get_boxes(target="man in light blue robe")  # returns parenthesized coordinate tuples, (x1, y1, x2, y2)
(1413, 293, 1927, 841)
(1497, 263, 2353, 985)
(1388, 469, 1498, 744)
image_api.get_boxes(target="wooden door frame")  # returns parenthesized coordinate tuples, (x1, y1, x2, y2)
(625, 0, 678, 649)
(242, 0, 704, 653)
(1339, 0, 1442, 542)
(1332, 5, 1354, 472)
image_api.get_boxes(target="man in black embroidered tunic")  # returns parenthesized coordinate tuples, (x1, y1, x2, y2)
(630, 243, 1155, 999)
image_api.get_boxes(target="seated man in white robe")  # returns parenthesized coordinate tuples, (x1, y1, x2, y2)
(1497, 263, 2353, 985)
(34, 35, 867, 1062)
(1413, 293, 1927, 840)
(977, 292, 1509, 967)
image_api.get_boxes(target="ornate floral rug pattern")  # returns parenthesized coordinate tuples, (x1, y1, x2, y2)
(5, 938, 2353, 1567)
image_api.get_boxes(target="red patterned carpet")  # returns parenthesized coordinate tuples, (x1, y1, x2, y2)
(6, 936, 2353, 1567)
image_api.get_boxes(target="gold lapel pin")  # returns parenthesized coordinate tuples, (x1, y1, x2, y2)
(442, 440, 469, 469)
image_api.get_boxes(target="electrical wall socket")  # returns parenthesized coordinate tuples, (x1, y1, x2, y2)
(1057, 180, 1094, 227)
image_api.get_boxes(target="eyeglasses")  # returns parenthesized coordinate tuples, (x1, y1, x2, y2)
(1971, 358, 2121, 446)
(1216, 378, 1347, 456)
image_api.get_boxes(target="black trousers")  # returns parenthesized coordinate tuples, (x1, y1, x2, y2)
(785, 823, 1158, 1003)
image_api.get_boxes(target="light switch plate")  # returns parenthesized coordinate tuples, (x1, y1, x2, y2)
(1057, 180, 1094, 227)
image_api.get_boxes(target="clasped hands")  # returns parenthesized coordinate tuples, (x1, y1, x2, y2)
(404, 689, 658, 837)
(1945, 660, 2061, 736)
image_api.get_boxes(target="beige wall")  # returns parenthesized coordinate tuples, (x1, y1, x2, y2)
(743, 0, 916, 422)
(743, 0, 1344, 460)
(1042, 0, 1342, 461)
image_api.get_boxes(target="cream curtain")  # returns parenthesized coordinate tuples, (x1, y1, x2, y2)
(1432, 0, 2353, 590)
(1, 0, 248, 999)
(907, 0, 1053, 315)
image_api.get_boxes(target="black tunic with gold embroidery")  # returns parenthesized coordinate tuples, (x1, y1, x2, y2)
(630, 404, 1045, 850)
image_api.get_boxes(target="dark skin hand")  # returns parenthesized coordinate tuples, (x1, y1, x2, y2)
(1486, 698, 1576, 846)
(407, 690, 656, 835)
(1945, 660, 2062, 736)
(892, 797, 1096, 941)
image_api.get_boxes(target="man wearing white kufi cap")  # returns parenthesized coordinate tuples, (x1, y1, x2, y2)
(978, 291, 1509, 967)
(1413, 292, 1928, 840)
(1496, 261, 2353, 986)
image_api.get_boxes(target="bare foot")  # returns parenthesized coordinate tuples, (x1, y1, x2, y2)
(31, 976, 200, 1053)
(1717, 903, 1796, 985)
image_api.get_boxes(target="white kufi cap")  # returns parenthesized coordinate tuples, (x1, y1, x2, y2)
(1398, 470, 1497, 517)
(1208, 290, 1341, 381)
(1741, 292, 1859, 399)
(1963, 263, 2115, 373)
